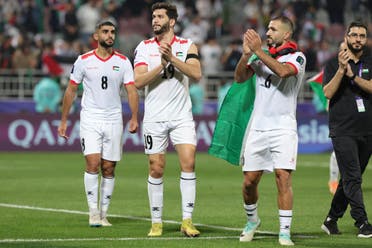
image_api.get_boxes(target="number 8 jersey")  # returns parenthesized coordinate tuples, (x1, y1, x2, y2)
(70, 50, 135, 122)
(134, 36, 194, 123)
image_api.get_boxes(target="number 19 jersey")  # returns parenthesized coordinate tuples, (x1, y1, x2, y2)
(134, 36, 193, 123)
(70, 50, 134, 123)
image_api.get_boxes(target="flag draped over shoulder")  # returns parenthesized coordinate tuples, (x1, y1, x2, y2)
(307, 70, 327, 112)
(208, 77, 256, 165)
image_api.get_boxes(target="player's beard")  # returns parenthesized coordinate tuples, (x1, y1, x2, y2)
(153, 22, 170, 35)
(267, 37, 282, 48)
(347, 41, 364, 54)
(99, 39, 114, 48)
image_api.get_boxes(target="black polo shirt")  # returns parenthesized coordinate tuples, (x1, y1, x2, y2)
(323, 53, 372, 137)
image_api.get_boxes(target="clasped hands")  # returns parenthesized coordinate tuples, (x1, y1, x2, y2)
(243, 29, 262, 56)
(159, 43, 173, 68)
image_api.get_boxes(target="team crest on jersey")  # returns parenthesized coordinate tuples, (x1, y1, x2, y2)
(176, 52, 183, 57)
(113, 66, 120, 71)
(296, 56, 304, 65)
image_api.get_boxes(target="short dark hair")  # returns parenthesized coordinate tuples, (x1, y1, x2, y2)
(95, 20, 116, 30)
(151, 2, 178, 21)
(271, 15, 294, 33)
(346, 21, 368, 34)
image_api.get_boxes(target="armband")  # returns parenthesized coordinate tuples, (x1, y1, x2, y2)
(186, 53, 200, 61)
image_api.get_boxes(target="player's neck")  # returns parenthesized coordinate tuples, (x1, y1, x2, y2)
(95, 47, 113, 59)
(156, 30, 175, 44)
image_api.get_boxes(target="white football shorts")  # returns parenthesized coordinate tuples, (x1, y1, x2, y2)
(143, 119, 196, 154)
(242, 129, 298, 172)
(79, 120, 123, 161)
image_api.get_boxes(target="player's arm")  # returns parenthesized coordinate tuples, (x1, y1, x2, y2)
(134, 63, 165, 89)
(234, 31, 254, 83)
(161, 43, 202, 81)
(125, 83, 139, 134)
(245, 29, 295, 78)
(323, 49, 349, 99)
(255, 49, 297, 78)
(58, 82, 78, 139)
(234, 54, 254, 83)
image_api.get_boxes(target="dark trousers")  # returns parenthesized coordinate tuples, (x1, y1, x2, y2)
(328, 135, 372, 227)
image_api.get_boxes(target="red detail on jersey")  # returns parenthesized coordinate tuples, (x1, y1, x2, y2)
(70, 79, 79, 85)
(144, 38, 157, 45)
(81, 51, 95, 60)
(125, 81, 135, 85)
(173, 37, 188, 44)
(134, 62, 148, 68)
(93, 50, 115, 62)
(114, 51, 128, 60)
(286, 62, 298, 75)
(143, 36, 188, 46)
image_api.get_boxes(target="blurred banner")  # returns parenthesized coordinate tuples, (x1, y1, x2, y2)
(0, 109, 332, 153)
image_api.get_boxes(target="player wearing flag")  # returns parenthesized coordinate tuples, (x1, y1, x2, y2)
(234, 16, 306, 246)
(133, 2, 202, 237)
(58, 20, 139, 227)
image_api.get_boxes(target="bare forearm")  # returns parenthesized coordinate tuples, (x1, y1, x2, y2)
(127, 90, 139, 120)
(354, 77, 372, 94)
(60, 88, 76, 122)
(234, 54, 252, 83)
(134, 65, 164, 89)
(254, 49, 292, 78)
(170, 57, 202, 81)
(323, 69, 344, 99)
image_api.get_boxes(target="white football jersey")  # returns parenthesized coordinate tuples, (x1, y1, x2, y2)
(248, 51, 306, 131)
(134, 36, 193, 123)
(70, 50, 134, 122)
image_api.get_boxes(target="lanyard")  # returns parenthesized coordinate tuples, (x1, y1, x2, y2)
(351, 62, 363, 102)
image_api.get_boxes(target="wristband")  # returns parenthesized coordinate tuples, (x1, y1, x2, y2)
(349, 74, 356, 80)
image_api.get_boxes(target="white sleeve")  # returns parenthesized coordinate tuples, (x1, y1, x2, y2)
(70, 56, 84, 85)
(285, 52, 306, 75)
(133, 42, 148, 67)
(123, 59, 135, 85)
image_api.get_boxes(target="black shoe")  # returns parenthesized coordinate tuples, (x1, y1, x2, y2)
(358, 221, 372, 238)
(321, 217, 341, 235)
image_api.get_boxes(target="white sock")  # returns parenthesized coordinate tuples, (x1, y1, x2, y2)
(329, 151, 339, 182)
(100, 176, 115, 218)
(148, 176, 163, 223)
(180, 172, 196, 220)
(279, 209, 292, 235)
(244, 203, 258, 223)
(84, 172, 99, 215)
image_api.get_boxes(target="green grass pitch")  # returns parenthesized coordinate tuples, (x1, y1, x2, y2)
(0, 152, 372, 248)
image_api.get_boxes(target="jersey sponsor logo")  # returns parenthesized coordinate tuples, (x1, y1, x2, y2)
(176, 52, 183, 57)
(296, 56, 304, 65)
(87, 66, 99, 70)
(113, 65, 120, 71)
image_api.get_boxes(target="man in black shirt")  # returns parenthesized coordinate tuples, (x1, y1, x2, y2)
(321, 21, 372, 238)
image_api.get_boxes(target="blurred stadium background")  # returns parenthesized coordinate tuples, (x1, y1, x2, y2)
(1, 1, 372, 247)
(2, 0, 372, 153)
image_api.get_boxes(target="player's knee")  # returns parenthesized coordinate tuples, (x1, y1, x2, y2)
(149, 160, 164, 177)
(102, 167, 115, 178)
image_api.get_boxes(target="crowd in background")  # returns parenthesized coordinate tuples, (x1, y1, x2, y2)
(1, 0, 372, 111)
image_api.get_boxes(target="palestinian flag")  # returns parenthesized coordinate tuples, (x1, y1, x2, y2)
(208, 51, 267, 166)
(307, 70, 327, 112)
(208, 77, 255, 165)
